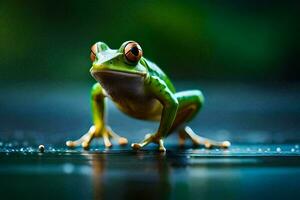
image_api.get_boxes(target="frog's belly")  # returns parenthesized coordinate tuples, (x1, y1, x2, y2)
(92, 70, 163, 120)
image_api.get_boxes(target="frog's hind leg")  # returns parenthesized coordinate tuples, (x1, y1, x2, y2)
(172, 90, 230, 148)
(179, 126, 230, 148)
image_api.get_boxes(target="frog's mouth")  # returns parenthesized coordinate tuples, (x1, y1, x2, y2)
(91, 69, 146, 85)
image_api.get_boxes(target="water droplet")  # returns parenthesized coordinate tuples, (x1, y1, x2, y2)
(28, 147, 34, 153)
(39, 145, 45, 153)
(276, 147, 281, 152)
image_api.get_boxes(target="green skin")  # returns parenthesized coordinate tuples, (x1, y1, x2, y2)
(66, 41, 230, 151)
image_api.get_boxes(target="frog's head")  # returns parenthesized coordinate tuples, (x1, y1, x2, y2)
(90, 41, 147, 82)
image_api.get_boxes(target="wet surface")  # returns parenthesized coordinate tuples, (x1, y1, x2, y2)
(1, 143, 300, 200)
(0, 82, 300, 199)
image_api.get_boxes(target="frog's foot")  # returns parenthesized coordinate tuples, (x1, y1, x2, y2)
(66, 125, 128, 150)
(131, 134, 166, 152)
(105, 126, 128, 146)
(179, 126, 230, 149)
(66, 126, 96, 149)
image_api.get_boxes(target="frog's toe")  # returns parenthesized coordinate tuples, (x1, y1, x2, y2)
(66, 136, 88, 148)
(66, 126, 96, 149)
(131, 134, 154, 150)
(131, 134, 166, 151)
(158, 146, 166, 152)
(103, 126, 128, 145)
(158, 139, 166, 152)
(104, 141, 112, 148)
(118, 137, 128, 146)
(82, 141, 90, 150)
(221, 141, 231, 148)
(66, 137, 93, 150)
(103, 133, 113, 148)
(131, 143, 142, 150)
(204, 141, 212, 149)
(66, 140, 78, 148)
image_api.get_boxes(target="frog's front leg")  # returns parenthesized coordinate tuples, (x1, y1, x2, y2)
(131, 76, 178, 152)
(66, 83, 128, 149)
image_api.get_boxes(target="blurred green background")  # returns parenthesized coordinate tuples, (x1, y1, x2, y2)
(0, 0, 299, 83)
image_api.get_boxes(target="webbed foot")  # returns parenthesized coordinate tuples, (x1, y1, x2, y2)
(131, 134, 166, 152)
(66, 125, 128, 150)
(179, 126, 230, 148)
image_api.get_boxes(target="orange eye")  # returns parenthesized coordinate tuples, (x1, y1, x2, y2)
(90, 43, 97, 62)
(124, 42, 143, 63)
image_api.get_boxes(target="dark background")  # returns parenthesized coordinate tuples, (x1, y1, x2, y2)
(0, 0, 299, 146)
(0, 0, 299, 83)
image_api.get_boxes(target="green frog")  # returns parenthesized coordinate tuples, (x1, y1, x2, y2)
(66, 41, 230, 151)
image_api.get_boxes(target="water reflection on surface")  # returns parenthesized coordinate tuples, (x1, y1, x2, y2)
(0, 145, 300, 199)
(87, 152, 172, 200)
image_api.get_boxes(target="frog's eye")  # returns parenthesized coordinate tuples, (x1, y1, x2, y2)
(124, 42, 143, 64)
(90, 43, 98, 62)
